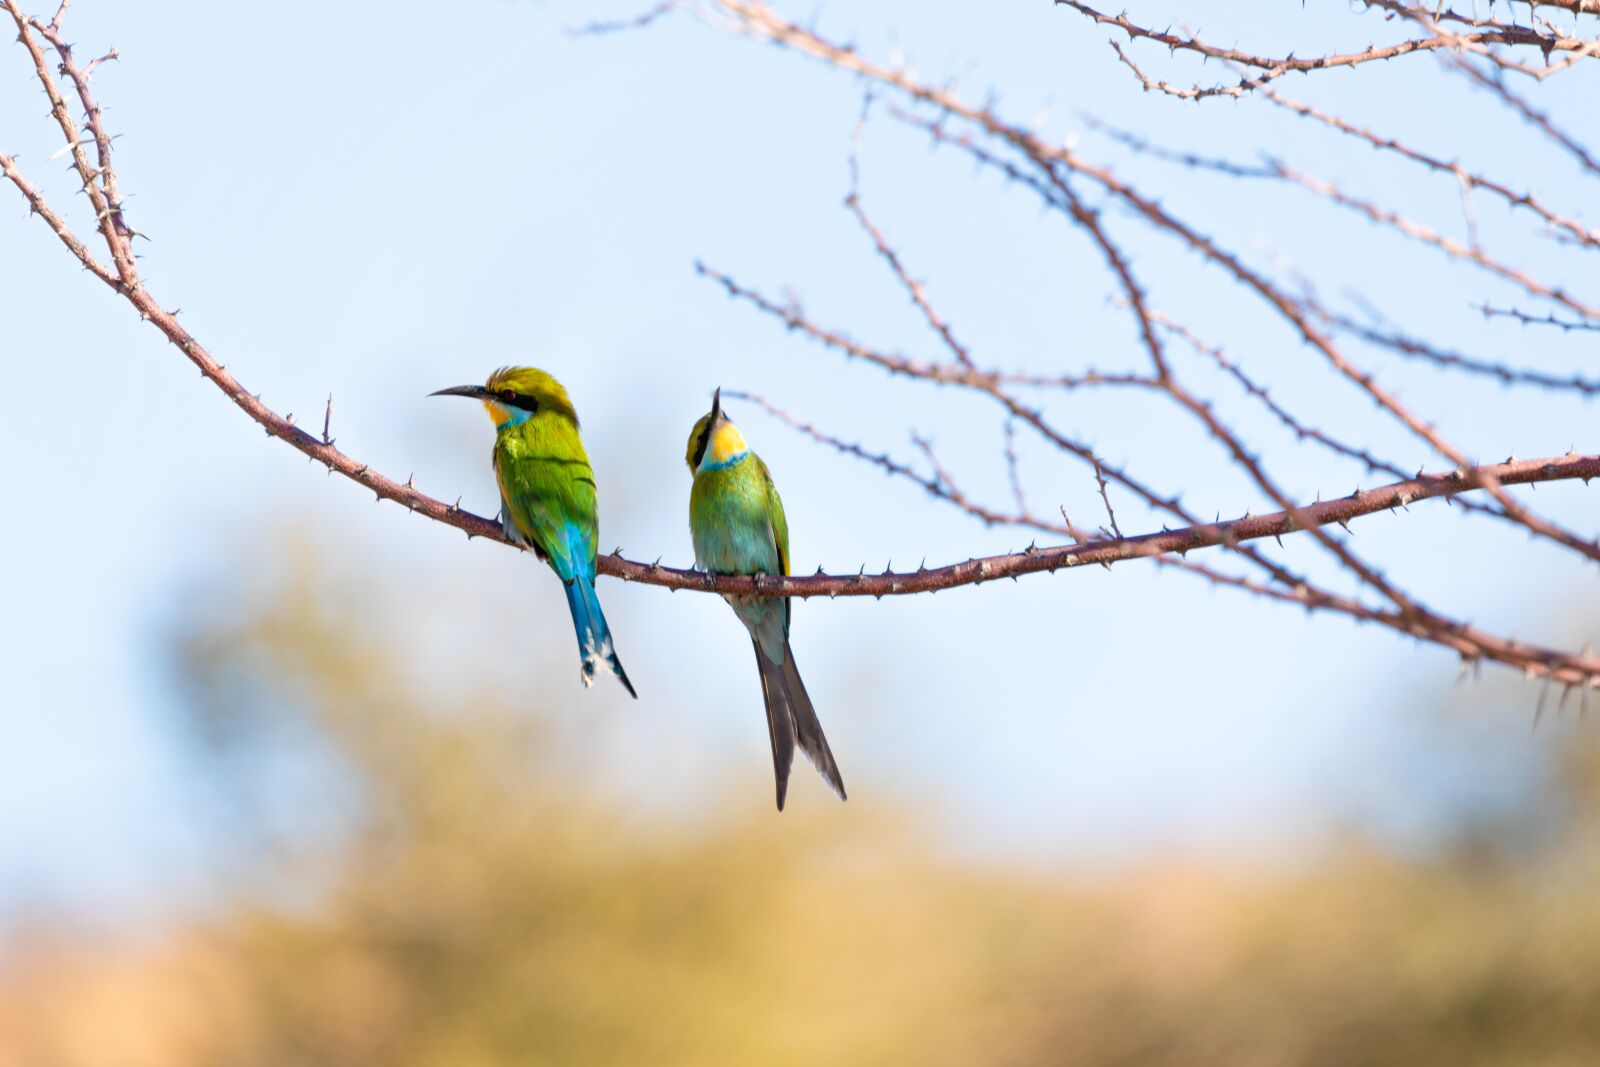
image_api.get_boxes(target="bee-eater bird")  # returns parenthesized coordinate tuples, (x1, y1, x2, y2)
(686, 389, 845, 810)
(432, 367, 636, 698)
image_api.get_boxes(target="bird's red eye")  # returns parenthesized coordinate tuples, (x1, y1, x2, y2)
(500, 389, 516, 402)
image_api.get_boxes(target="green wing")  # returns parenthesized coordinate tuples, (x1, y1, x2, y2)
(756, 455, 789, 576)
(494, 415, 598, 579)
(756, 455, 791, 633)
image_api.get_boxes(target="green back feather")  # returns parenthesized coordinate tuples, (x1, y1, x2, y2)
(489, 369, 597, 577)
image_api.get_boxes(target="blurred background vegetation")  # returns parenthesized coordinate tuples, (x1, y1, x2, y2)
(2, 533, 1596, 1067)
(4, 1, 1598, 1062)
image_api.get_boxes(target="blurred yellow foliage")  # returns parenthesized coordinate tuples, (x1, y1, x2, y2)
(3, 543, 1598, 1066)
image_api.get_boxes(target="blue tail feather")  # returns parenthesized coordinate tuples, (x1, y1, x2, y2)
(562, 572, 636, 698)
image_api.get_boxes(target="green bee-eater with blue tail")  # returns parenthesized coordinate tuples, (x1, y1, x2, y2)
(687, 389, 845, 810)
(432, 367, 636, 698)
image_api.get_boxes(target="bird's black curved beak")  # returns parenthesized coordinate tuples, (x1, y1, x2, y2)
(710, 386, 723, 421)
(430, 384, 491, 400)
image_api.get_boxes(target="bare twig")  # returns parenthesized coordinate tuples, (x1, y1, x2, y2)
(4, 1, 1597, 694)
(566, 0, 678, 38)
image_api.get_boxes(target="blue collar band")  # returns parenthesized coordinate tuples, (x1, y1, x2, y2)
(699, 449, 750, 472)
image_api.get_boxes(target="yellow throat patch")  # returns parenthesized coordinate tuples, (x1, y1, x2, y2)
(707, 421, 749, 465)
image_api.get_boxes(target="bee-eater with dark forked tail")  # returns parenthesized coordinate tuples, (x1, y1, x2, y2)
(432, 367, 636, 697)
(687, 388, 845, 810)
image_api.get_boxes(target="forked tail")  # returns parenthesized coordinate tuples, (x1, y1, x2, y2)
(563, 574, 637, 698)
(753, 637, 846, 810)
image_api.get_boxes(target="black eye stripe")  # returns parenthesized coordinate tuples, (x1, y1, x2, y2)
(692, 425, 711, 466)
(497, 390, 538, 412)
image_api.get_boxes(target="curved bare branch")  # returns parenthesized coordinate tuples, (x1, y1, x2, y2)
(3, 0, 1597, 693)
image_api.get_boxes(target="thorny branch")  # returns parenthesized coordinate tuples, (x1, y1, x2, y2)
(2, 1, 1598, 692)
(688, 0, 1599, 690)
(1061, 0, 1600, 97)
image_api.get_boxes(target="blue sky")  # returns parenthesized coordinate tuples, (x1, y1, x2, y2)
(1, 1, 1595, 924)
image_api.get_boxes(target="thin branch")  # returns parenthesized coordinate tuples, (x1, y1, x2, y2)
(845, 104, 977, 368)
(1252, 84, 1600, 252)
(1269, 160, 1600, 321)
(566, 0, 679, 38)
(1060, 0, 1600, 100)
(1478, 303, 1600, 332)
(689, 0, 1600, 689)
(0, 151, 116, 284)
(1002, 418, 1029, 516)
(885, 107, 1600, 564)
(1321, 310, 1600, 396)
(1448, 55, 1600, 176)
(4, 1, 1598, 695)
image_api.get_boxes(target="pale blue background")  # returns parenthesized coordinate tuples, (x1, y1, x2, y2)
(1, 1, 1595, 924)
